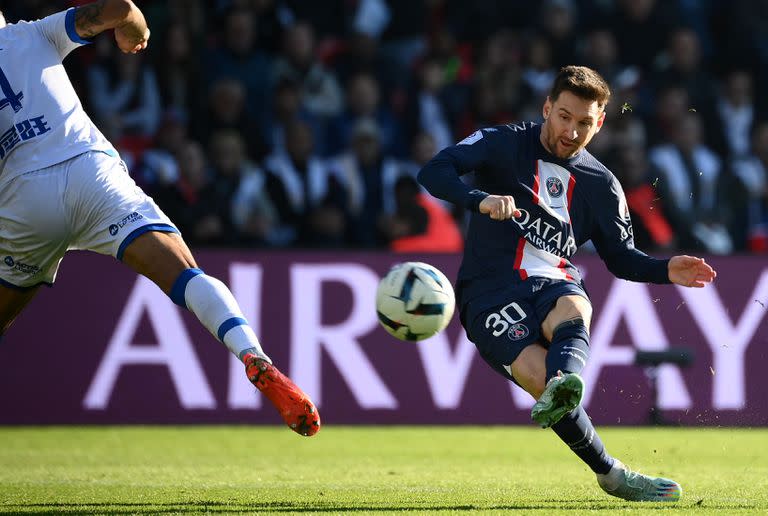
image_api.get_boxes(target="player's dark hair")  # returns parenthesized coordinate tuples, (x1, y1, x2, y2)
(549, 65, 611, 109)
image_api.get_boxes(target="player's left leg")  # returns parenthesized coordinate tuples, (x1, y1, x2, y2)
(120, 230, 320, 437)
(536, 291, 681, 501)
(540, 294, 592, 379)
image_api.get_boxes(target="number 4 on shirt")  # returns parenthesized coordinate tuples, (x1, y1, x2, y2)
(0, 65, 23, 113)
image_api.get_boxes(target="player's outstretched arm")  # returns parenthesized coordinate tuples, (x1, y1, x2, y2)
(75, 0, 149, 54)
(478, 195, 521, 221)
(668, 255, 717, 288)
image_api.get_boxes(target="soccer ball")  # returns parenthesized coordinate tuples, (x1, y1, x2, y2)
(375, 261, 455, 341)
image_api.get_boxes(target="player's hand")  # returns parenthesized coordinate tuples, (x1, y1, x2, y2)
(115, 26, 150, 54)
(668, 255, 716, 288)
(479, 195, 522, 220)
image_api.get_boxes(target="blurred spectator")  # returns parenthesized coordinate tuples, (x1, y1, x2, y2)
(404, 54, 459, 154)
(474, 29, 532, 120)
(537, 0, 579, 69)
(201, 129, 263, 246)
(443, 1, 533, 46)
(87, 37, 161, 144)
(148, 140, 231, 247)
(329, 71, 401, 156)
(609, 143, 675, 252)
(134, 109, 188, 188)
(711, 69, 755, 159)
(204, 8, 273, 128)
(729, 122, 768, 252)
(153, 23, 202, 122)
(382, 175, 464, 253)
(604, 0, 681, 70)
(264, 120, 349, 247)
(332, 31, 404, 103)
(379, 0, 429, 71)
(457, 78, 513, 139)
(330, 118, 404, 247)
(522, 35, 556, 103)
(251, 0, 290, 54)
(653, 27, 718, 112)
(265, 78, 326, 158)
(194, 77, 268, 162)
(644, 84, 690, 148)
(399, 130, 437, 179)
(649, 112, 732, 254)
(144, 0, 206, 43)
(579, 28, 640, 94)
(273, 21, 344, 119)
(283, 0, 349, 39)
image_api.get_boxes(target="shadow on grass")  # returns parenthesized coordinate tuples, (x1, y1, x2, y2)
(1, 500, 760, 514)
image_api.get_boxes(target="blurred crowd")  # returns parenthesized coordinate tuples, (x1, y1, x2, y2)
(5, 0, 768, 254)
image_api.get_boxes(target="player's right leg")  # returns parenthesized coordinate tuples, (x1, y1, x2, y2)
(65, 151, 319, 436)
(120, 231, 320, 437)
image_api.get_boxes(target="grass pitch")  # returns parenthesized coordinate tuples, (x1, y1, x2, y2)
(0, 426, 765, 514)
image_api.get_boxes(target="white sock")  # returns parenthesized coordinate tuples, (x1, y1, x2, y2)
(596, 459, 623, 489)
(172, 269, 271, 363)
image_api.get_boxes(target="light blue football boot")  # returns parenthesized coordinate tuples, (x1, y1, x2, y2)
(597, 460, 683, 502)
(530, 371, 585, 428)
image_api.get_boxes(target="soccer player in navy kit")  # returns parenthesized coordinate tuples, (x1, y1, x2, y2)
(418, 66, 716, 501)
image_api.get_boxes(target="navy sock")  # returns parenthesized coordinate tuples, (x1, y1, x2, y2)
(551, 406, 614, 474)
(546, 318, 590, 380)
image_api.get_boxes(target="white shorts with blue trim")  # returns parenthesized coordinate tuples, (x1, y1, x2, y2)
(0, 150, 178, 289)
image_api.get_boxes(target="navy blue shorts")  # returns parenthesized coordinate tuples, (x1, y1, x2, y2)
(464, 277, 590, 382)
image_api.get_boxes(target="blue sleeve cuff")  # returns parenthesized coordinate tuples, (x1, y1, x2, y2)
(65, 8, 93, 45)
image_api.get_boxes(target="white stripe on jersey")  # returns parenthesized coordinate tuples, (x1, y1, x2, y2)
(533, 160, 576, 223)
(514, 160, 576, 281)
(515, 238, 573, 281)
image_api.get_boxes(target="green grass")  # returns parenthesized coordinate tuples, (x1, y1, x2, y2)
(0, 426, 765, 514)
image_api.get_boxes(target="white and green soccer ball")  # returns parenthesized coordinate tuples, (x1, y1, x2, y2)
(375, 261, 455, 341)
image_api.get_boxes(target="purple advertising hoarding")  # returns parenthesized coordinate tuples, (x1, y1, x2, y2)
(1, 251, 766, 426)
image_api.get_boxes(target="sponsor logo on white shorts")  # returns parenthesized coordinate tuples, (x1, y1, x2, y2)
(3, 256, 40, 275)
(108, 212, 144, 236)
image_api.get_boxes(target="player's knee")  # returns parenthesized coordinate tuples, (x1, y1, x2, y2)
(511, 362, 546, 399)
(554, 295, 592, 322)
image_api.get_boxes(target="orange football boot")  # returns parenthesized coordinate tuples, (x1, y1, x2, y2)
(243, 353, 320, 436)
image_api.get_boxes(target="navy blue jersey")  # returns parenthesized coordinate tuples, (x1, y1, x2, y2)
(417, 122, 670, 315)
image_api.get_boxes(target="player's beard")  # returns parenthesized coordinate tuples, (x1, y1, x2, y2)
(544, 125, 583, 159)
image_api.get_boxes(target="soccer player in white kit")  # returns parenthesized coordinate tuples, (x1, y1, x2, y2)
(0, 0, 320, 436)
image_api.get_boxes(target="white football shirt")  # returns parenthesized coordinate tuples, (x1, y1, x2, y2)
(0, 8, 115, 183)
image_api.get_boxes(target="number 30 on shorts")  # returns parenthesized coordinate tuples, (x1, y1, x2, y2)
(485, 302, 527, 337)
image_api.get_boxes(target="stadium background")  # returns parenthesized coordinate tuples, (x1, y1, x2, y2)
(0, 0, 766, 428)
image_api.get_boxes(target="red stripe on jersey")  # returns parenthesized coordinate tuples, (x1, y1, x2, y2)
(566, 173, 576, 212)
(532, 160, 541, 205)
(558, 258, 574, 280)
(514, 238, 528, 280)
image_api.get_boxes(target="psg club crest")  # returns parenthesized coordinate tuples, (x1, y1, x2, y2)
(507, 323, 529, 341)
(546, 177, 564, 198)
